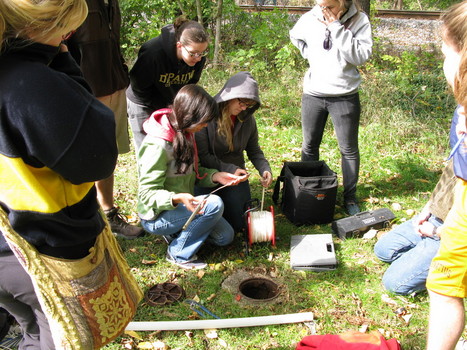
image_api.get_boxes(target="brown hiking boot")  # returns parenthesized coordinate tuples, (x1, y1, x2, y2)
(105, 207, 144, 239)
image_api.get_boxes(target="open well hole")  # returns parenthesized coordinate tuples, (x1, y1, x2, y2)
(238, 277, 280, 302)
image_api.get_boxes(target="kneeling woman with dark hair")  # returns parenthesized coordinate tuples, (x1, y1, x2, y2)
(137, 84, 246, 270)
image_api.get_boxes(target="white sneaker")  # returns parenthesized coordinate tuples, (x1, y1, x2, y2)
(166, 253, 207, 270)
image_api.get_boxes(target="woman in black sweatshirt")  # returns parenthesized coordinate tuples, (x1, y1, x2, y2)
(0, 0, 118, 347)
(126, 16, 209, 150)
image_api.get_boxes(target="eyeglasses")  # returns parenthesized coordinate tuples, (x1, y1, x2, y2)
(182, 45, 209, 58)
(237, 98, 257, 109)
(323, 28, 332, 51)
(62, 30, 76, 41)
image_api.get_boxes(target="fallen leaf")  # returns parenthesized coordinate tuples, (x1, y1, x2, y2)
(207, 293, 216, 301)
(214, 263, 225, 271)
(204, 329, 218, 339)
(193, 295, 200, 303)
(359, 323, 369, 333)
(381, 294, 398, 306)
(185, 331, 194, 346)
(362, 229, 378, 239)
(391, 203, 402, 211)
(154, 341, 167, 350)
(124, 330, 142, 340)
(126, 215, 139, 223)
(197, 270, 205, 279)
(402, 313, 413, 324)
(122, 338, 135, 349)
(141, 259, 158, 265)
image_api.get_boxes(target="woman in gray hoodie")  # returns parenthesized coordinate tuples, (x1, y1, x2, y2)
(290, 0, 372, 215)
(196, 72, 272, 232)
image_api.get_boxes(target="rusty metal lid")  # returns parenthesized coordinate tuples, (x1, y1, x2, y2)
(145, 282, 185, 306)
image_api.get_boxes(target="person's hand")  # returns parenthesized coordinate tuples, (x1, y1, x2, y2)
(234, 168, 249, 177)
(413, 207, 430, 228)
(59, 42, 69, 53)
(212, 171, 246, 186)
(320, 6, 343, 25)
(172, 193, 202, 212)
(260, 171, 273, 188)
(417, 220, 437, 237)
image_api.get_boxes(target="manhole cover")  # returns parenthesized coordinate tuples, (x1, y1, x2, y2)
(238, 277, 280, 302)
(145, 282, 185, 306)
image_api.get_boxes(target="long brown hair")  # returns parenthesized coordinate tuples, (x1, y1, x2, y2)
(442, 0, 467, 109)
(174, 16, 209, 46)
(169, 84, 219, 174)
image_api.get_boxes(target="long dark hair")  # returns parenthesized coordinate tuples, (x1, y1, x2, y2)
(169, 84, 218, 174)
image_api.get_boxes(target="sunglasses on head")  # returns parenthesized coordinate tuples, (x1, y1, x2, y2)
(323, 28, 332, 51)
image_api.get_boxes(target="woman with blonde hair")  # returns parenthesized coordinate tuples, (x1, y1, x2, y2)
(196, 72, 272, 232)
(0, 0, 120, 347)
(425, 1, 467, 349)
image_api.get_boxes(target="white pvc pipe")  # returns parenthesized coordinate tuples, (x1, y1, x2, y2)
(126, 312, 313, 331)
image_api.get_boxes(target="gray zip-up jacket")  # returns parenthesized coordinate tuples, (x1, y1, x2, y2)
(290, 4, 372, 97)
(195, 71, 271, 176)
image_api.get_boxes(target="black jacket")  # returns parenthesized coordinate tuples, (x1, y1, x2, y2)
(67, 0, 129, 97)
(126, 24, 206, 110)
(0, 40, 118, 258)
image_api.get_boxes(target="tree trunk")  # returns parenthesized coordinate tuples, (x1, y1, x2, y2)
(176, 0, 185, 15)
(213, 0, 223, 67)
(359, 0, 371, 16)
(392, 0, 403, 10)
(195, 0, 204, 25)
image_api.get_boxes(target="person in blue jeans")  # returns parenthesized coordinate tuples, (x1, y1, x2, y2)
(137, 85, 246, 270)
(374, 159, 456, 295)
(375, 106, 462, 295)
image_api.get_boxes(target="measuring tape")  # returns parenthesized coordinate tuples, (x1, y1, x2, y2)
(246, 188, 276, 246)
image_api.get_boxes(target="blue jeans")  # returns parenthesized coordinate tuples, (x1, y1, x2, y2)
(195, 181, 251, 232)
(141, 195, 234, 262)
(374, 214, 442, 295)
(301, 93, 360, 201)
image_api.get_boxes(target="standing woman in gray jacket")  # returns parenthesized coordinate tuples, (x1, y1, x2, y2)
(290, 0, 372, 215)
(196, 72, 272, 232)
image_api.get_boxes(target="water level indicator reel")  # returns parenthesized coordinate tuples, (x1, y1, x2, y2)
(244, 188, 276, 248)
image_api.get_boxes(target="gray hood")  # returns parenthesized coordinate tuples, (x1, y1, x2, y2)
(214, 71, 261, 118)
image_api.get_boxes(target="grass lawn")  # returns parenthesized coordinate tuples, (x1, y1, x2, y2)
(105, 63, 458, 350)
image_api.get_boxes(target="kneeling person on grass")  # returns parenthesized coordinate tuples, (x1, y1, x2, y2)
(136, 85, 247, 270)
